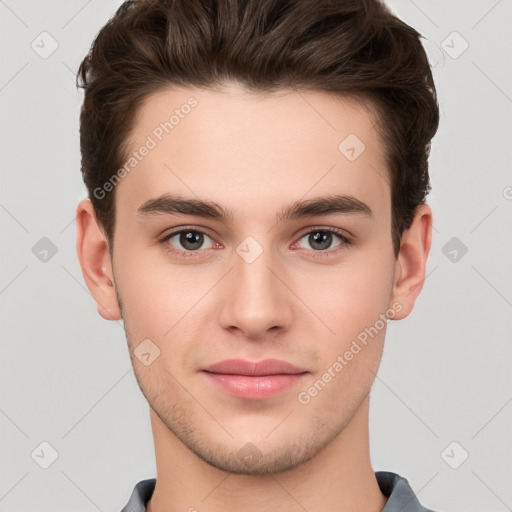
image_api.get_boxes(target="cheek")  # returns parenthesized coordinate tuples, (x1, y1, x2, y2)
(299, 251, 394, 344)
(114, 249, 217, 371)
(294, 268, 391, 413)
(114, 245, 201, 329)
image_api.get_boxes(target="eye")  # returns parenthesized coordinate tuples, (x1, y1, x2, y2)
(158, 226, 351, 259)
(294, 228, 350, 254)
(160, 229, 217, 256)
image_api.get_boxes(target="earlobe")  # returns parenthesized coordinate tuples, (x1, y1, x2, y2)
(389, 204, 433, 321)
(75, 199, 122, 321)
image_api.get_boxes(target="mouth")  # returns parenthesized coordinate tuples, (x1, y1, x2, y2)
(202, 358, 308, 400)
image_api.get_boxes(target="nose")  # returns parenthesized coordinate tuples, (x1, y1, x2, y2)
(218, 240, 293, 341)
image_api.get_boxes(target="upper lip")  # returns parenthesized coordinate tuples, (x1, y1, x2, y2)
(203, 358, 307, 376)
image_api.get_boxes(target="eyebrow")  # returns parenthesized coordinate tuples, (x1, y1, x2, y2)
(136, 193, 373, 223)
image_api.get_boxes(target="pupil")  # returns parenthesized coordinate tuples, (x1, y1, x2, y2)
(181, 231, 203, 250)
(310, 231, 331, 250)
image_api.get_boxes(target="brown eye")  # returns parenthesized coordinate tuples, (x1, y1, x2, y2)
(179, 231, 204, 251)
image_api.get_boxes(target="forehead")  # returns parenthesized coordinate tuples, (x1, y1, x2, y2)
(116, 84, 390, 221)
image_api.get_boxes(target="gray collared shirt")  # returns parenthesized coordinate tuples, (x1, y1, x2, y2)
(120, 471, 437, 511)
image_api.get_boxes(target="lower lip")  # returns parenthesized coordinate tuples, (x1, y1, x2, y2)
(203, 372, 307, 399)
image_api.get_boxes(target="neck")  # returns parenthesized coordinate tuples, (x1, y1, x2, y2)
(146, 396, 387, 512)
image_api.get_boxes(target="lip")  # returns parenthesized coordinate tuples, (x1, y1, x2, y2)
(202, 358, 308, 399)
(204, 358, 306, 376)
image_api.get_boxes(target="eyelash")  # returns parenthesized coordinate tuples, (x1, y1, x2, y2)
(158, 226, 352, 259)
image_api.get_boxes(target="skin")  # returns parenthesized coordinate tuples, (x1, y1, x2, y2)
(76, 82, 432, 512)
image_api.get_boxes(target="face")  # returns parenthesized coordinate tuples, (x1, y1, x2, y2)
(101, 83, 402, 474)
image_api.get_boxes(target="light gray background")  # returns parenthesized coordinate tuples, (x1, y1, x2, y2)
(1, 1, 511, 511)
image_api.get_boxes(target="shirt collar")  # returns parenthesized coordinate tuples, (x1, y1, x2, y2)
(120, 472, 436, 512)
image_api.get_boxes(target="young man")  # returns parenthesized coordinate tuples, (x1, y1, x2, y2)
(75, 0, 439, 510)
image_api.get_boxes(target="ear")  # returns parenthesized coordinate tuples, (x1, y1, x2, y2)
(388, 204, 433, 320)
(75, 198, 122, 321)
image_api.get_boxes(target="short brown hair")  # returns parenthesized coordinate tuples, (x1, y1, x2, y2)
(77, 0, 439, 257)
